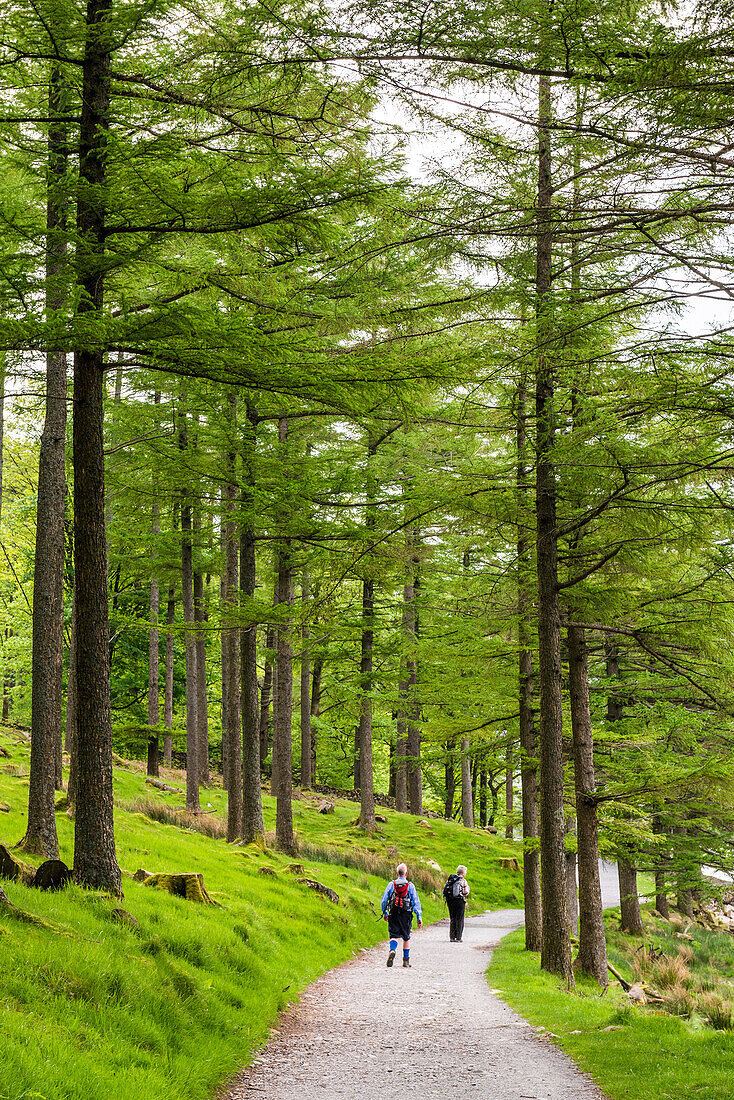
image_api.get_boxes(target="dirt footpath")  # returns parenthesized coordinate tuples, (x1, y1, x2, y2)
(224, 908, 608, 1099)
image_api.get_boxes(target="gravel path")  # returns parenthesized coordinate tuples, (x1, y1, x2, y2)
(224, 908, 608, 1100)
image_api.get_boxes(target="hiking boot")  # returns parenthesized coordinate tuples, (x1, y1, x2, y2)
(387, 950, 396, 967)
(402, 959, 411, 968)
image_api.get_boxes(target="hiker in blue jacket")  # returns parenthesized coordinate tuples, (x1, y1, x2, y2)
(381, 862, 422, 968)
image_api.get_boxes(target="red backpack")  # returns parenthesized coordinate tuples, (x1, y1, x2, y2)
(389, 880, 413, 916)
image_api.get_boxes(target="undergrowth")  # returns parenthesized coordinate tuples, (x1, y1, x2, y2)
(488, 912, 734, 1100)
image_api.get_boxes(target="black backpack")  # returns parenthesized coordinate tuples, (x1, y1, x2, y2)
(389, 880, 413, 916)
(443, 873, 460, 901)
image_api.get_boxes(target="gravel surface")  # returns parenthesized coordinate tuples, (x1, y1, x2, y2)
(224, 908, 608, 1099)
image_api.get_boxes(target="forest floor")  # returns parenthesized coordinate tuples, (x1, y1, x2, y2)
(224, 908, 607, 1100)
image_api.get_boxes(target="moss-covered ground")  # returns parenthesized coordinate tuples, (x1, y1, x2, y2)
(0, 728, 522, 1100)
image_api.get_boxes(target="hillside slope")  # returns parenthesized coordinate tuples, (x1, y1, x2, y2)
(0, 730, 523, 1100)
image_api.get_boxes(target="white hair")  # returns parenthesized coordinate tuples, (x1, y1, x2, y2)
(397, 862, 408, 877)
(457, 865, 467, 876)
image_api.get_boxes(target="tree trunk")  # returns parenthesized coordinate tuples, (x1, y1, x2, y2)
(395, 703, 408, 813)
(567, 622, 607, 985)
(310, 655, 322, 778)
(147, 569, 160, 777)
(65, 586, 78, 805)
(460, 737, 474, 827)
(300, 568, 312, 790)
(618, 857, 644, 934)
(405, 531, 422, 815)
(479, 762, 487, 827)
(193, 514, 209, 785)
(443, 738, 455, 820)
(273, 418, 295, 854)
(72, 0, 121, 894)
(357, 434, 377, 832)
(240, 401, 264, 843)
(535, 72, 572, 982)
(504, 740, 514, 839)
(357, 572, 375, 832)
(259, 627, 274, 774)
(147, 420, 161, 777)
(565, 815, 579, 936)
(179, 407, 199, 812)
(223, 395, 241, 841)
(652, 815, 670, 918)
(163, 586, 174, 766)
(22, 64, 69, 857)
(220, 534, 227, 787)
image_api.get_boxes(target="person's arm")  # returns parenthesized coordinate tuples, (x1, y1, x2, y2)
(381, 882, 394, 916)
(409, 883, 422, 925)
(463, 880, 470, 898)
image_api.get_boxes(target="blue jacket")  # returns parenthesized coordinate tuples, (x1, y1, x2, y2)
(381, 877, 421, 920)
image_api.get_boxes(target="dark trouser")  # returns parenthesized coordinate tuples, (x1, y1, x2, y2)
(447, 898, 465, 941)
(388, 910, 413, 943)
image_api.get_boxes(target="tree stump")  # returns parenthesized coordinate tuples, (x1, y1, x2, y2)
(297, 878, 339, 904)
(139, 871, 216, 904)
(34, 860, 72, 891)
(110, 907, 140, 927)
(498, 857, 520, 871)
(0, 844, 36, 886)
(317, 801, 334, 814)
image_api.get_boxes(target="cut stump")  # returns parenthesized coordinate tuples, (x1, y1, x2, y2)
(0, 844, 36, 886)
(139, 872, 217, 904)
(34, 860, 72, 891)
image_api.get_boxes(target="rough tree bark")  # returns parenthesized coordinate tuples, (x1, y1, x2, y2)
(72, 0, 121, 893)
(460, 737, 474, 827)
(179, 404, 199, 812)
(505, 740, 514, 839)
(273, 418, 295, 854)
(357, 434, 377, 833)
(567, 622, 607, 984)
(618, 856, 644, 934)
(240, 400, 264, 843)
(405, 531, 422, 815)
(535, 71, 573, 982)
(22, 64, 69, 857)
(310, 654, 322, 778)
(147, 398, 161, 777)
(652, 813, 670, 917)
(259, 626, 274, 774)
(65, 588, 78, 806)
(443, 738, 456, 820)
(163, 585, 175, 766)
(193, 509, 209, 786)
(517, 369, 542, 952)
(300, 566, 312, 790)
(223, 393, 241, 841)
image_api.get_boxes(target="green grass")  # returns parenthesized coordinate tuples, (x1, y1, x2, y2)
(488, 924, 734, 1100)
(0, 730, 522, 1100)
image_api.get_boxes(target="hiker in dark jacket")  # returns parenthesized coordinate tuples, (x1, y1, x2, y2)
(381, 863, 422, 968)
(443, 864, 470, 942)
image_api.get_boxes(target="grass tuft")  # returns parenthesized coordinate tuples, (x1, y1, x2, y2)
(126, 796, 227, 839)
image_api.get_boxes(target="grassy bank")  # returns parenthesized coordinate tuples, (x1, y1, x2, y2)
(488, 916, 734, 1100)
(0, 730, 522, 1100)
